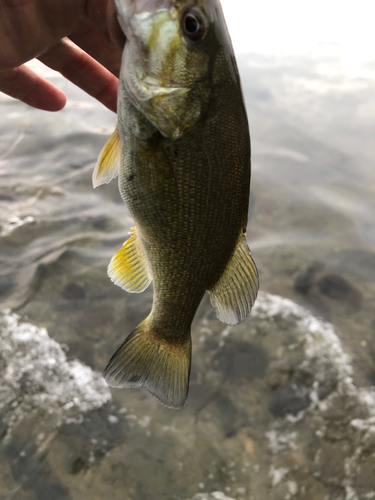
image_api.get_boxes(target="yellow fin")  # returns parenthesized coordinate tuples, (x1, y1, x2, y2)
(92, 127, 120, 188)
(208, 233, 259, 326)
(107, 227, 152, 293)
(104, 318, 191, 409)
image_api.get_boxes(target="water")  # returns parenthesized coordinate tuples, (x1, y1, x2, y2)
(1, 48, 375, 500)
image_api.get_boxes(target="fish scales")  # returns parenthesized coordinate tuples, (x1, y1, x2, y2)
(93, 0, 259, 408)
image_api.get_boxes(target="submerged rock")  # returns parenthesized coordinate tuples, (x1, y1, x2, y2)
(0, 309, 111, 443)
(1, 293, 374, 499)
(253, 293, 375, 500)
(192, 493, 236, 500)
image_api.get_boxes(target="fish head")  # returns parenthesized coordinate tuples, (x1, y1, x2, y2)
(115, 0, 235, 140)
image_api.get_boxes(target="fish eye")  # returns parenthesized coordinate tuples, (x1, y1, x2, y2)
(182, 10, 206, 41)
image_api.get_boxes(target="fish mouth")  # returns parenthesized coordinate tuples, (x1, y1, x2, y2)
(141, 74, 186, 90)
(127, 57, 188, 98)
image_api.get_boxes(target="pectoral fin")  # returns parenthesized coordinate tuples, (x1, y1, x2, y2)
(92, 127, 120, 188)
(208, 233, 259, 326)
(108, 227, 152, 293)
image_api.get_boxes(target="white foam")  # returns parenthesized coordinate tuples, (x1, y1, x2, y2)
(0, 309, 111, 440)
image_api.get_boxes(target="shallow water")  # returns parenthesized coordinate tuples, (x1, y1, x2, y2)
(0, 51, 375, 500)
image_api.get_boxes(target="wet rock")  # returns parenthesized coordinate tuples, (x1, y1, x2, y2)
(22, 476, 69, 500)
(192, 493, 235, 500)
(196, 393, 247, 439)
(367, 371, 375, 385)
(0, 274, 13, 298)
(294, 261, 325, 295)
(258, 294, 375, 500)
(91, 215, 112, 231)
(0, 309, 111, 442)
(62, 283, 86, 301)
(317, 273, 363, 311)
(73, 304, 115, 341)
(0, 194, 14, 201)
(212, 340, 268, 383)
(1, 293, 375, 500)
(318, 273, 354, 299)
(269, 384, 310, 418)
(71, 456, 86, 475)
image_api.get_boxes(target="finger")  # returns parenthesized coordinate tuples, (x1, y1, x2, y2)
(38, 38, 118, 113)
(69, 21, 122, 77)
(86, 0, 126, 53)
(0, 65, 67, 111)
(106, 0, 127, 53)
(0, 0, 86, 71)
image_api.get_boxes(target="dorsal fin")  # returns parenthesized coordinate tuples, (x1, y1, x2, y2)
(208, 233, 259, 325)
(92, 127, 120, 188)
(108, 227, 152, 293)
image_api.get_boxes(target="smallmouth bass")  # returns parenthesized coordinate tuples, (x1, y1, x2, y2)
(93, 0, 259, 408)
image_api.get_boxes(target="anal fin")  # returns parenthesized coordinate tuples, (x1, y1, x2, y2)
(93, 126, 120, 188)
(108, 227, 152, 293)
(208, 233, 259, 326)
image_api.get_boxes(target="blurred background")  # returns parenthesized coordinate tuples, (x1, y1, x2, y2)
(223, 0, 374, 74)
(0, 1, 374, 499)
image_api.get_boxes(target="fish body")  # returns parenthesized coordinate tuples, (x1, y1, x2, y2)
(93, 0, 259, 408)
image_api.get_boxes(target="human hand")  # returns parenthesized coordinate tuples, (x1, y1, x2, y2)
(0, 0, 125, 113)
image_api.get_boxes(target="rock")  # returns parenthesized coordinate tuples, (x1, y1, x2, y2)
(294, 261, 325, 296)
(1, 293, 375, 500)
(268, 384, 310, 418)
(0, 309, 111, 442)
(192, 493, 236, 500)
(317, 274, 363, 311)
(62, 283, 86, 301)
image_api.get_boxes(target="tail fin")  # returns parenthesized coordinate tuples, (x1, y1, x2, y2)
(104, 319, 191, 409)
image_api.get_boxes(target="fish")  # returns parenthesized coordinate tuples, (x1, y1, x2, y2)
(92, 0, 259, 409)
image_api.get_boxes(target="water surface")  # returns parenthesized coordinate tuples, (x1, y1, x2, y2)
(0, 52, 375, 500)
